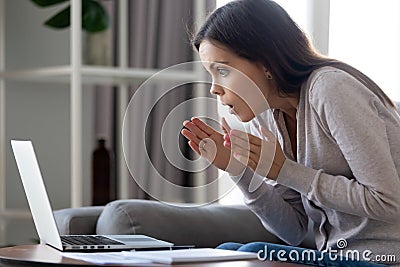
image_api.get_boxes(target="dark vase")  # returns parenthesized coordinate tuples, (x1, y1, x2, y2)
(92, 139, 112, 206)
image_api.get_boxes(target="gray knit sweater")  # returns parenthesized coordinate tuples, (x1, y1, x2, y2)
(232, 66, 400, 265)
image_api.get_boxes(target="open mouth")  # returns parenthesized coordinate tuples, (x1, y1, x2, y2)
(227, 104, 235, 114)
(221, 102, 236, 115)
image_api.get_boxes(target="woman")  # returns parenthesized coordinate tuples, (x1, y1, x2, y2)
(181, 0, 400, 266)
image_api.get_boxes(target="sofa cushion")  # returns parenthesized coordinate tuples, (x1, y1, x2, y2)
(54, 206, 104, 235)
(96, 199, 284, 248)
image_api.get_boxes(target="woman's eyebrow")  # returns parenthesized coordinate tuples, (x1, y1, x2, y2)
(209, 61, 229, 70)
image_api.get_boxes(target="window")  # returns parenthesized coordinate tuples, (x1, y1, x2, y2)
(329, 0, 400, 101)
(217, 0, 400, 101)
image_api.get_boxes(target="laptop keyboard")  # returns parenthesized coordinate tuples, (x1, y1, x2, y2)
(61, 235, 124, 246)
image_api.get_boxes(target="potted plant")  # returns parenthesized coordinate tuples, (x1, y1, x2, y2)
(31, 0, 109, 33)
(31, 0, 112, 65)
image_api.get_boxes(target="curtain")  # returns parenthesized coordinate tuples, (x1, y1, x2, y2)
(94, 0, 217, 203)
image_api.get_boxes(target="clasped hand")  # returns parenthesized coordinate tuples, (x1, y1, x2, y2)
(181, 117, 286, 180)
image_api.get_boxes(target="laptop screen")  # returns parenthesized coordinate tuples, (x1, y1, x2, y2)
(11, 140, 63, 250)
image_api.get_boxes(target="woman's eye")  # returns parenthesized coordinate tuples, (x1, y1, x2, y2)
(217, 68, 229, 77)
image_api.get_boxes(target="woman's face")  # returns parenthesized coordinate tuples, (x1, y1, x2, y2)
(199, 40, 273, 122)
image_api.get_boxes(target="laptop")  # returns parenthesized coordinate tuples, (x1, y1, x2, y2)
(11, 140, 174, 252)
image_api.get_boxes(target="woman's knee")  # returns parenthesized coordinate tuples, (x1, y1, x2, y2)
(237, 242, 271, 253)
(215, 242, 244, 251)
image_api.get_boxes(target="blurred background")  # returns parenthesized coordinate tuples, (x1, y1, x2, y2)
(0, 0, 399, 247)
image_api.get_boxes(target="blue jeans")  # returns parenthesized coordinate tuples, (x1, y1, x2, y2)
(216, 242, 389, 267)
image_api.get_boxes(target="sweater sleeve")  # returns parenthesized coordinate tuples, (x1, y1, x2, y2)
(276, 69, 400, 223)
(229, 118, 308, 246)
(231, 169, 309, 246)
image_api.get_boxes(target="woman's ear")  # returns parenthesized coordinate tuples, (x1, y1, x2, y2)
(262, 66, 273, 80)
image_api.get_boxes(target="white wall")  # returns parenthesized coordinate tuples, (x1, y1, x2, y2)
(3, 1, 94, 246)
(329, 0, 400, 102)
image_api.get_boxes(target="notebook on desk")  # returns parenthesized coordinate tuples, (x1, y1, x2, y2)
(11, 140, 174, 252)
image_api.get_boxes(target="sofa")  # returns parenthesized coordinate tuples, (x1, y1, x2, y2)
(54, 199, 316, 249)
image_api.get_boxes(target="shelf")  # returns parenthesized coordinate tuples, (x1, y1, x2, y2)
(0, 65, 198, 86)
(0, 209, 31, 220)
(0, 0, 208, 224)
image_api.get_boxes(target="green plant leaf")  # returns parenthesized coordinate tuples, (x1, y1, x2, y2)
(82, 0, 109, 32)
(31, 0, 68, 7)
(37, 0, 109, 32)
(44, 6, 70, 29)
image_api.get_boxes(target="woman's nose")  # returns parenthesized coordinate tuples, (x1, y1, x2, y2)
(210, 83, 224, 96)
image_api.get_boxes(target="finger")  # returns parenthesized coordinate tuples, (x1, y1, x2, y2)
(230, 130, 262, 151)
(230, 141, 260, 166)
(233, 151, 257, 171)
(221, 117, 231, 134)
(223, 134, 231, 148)
(259, 126, 275, 141)
(230, 134, 260, 153)
(181, 129, 202, 144)
(232, 151, 248, 167)
(199, 139, 208, 153)
(183, 120, 209, 140)
(230, 130, 261, 145)
(191, 117, 217, 136)
(188, 140, 201, 155)
(230, 142, 260, 164)
(199, 138, 218, 162)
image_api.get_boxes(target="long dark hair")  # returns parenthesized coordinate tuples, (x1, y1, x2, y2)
(193, 0, 395, 108)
